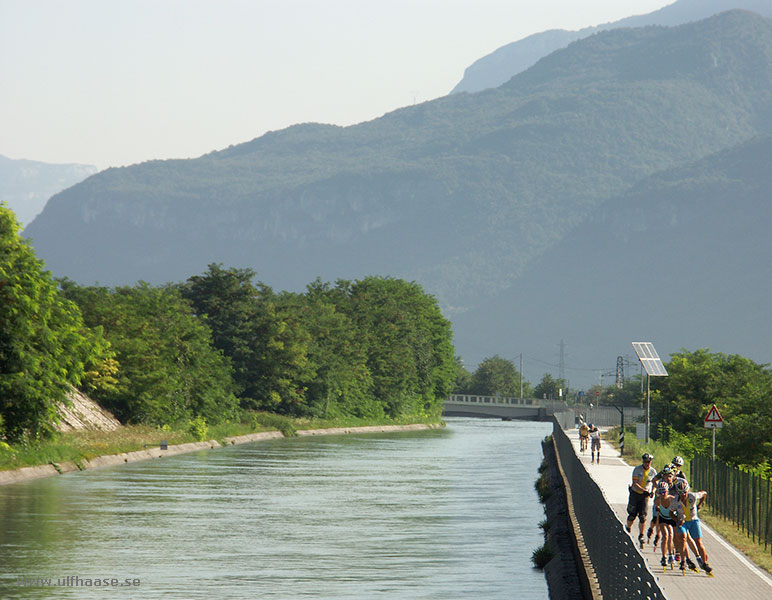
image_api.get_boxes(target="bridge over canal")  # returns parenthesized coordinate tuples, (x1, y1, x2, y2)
(444, 394, 645, 426)
(443, 394, 562, 421)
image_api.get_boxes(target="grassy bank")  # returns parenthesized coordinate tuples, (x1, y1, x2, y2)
(0, 412, 443, 472)
(606, 426, 772, 575)
(606, 426, 692, 482)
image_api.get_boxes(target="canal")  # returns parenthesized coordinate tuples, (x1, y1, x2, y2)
(0, 418, 551, 599)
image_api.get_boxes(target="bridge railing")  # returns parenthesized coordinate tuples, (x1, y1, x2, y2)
(551, 418, 667, 600)
(447, 393, 539, 406)
(447, 394, 574, 414)
(448, 396, 645, 425)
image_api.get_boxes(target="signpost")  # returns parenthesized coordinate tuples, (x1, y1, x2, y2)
(614, 405, 625, 455)
(704, 404, 724, 461)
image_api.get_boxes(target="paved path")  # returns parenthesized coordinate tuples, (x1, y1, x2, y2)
(566, 427, 772, 600)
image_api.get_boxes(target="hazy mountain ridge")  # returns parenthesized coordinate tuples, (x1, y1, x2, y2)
(452, 133, 772, 379)
(452, 1, 772, 94)
(21, 11, 772, 378)
(0, 155, 97, 227)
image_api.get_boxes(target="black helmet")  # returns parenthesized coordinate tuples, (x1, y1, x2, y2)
(642, 453, 653, 462)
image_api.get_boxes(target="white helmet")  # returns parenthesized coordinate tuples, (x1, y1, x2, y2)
(674, 479, 689, 495)
(672, 456, 684, 467)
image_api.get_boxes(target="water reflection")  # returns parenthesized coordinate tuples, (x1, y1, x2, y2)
(0, 419, 550, 599)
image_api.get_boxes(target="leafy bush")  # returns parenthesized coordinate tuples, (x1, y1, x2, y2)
(188, 416, 209, 441)
(249, 412, 297, 437)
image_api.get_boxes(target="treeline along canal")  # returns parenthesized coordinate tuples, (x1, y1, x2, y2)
(0, 418, 551, 599)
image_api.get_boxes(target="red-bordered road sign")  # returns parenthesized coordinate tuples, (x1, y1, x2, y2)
(704, 404, 724, 428)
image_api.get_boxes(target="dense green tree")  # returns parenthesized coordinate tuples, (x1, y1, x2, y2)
(534, 373, 567, 401)
(652, 349, 772, 471)
(453, 356, 473, 394)
(61, 281, 238, 425)
(333, 277, 456, 418)
(469, 355, 530, 398)
(653, 350, 765, 432)
(282, 286, 376, 418)
(181, 264, 312, 413)
(0, 205, 107, 441)
(718, 377, 772, 473)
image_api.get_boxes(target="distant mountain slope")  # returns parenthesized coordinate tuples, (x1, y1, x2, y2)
(451, 0, 772, 94)
(452, 134, 772, 385)
(24, 11, 772, 325)
(0, 155, 97, 227)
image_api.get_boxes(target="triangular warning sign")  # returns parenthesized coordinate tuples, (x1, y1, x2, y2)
(704, 404, 723, 423)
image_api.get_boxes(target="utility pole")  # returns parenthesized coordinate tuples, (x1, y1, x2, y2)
(519, 353, 523, 402)
(616, 356, 624, 389)
(559, 339, 565, 382)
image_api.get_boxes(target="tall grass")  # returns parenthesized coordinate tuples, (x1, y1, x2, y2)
(607, 426, 691, 480)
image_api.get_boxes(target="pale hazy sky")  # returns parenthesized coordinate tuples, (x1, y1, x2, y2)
(1, 0, 674, 170)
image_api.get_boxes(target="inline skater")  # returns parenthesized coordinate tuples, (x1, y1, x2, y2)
(671, 456, 688, 483)
(670, 479, 713, 576)
(649, 461, 676, 547)
(579, 422, 589, 453)
(589, 424, 601, 464)
(626, 453, 657, 549)
(653, 469, 677, 570)
(667, 455, 701, 566)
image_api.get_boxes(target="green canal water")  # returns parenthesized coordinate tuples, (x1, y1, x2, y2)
(0, 418, 551, 599)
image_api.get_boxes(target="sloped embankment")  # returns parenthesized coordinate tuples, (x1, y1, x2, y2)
(55, 388, 122, 432)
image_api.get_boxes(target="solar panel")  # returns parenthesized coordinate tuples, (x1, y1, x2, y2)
(632, 342, 668, 376)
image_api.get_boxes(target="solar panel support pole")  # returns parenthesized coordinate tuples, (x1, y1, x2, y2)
(646, 374, 651, 444)
(631, 342, 669, 446)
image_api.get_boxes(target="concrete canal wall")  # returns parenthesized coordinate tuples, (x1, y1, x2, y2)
(0, 424, 441, 486)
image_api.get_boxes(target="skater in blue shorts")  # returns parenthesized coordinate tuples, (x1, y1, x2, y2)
(670, 479, 713, 576)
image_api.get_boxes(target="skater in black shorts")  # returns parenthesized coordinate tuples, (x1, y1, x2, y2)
(626, 453, 657, 549)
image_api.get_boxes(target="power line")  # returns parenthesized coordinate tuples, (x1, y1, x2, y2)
(524, 354, 609, 372)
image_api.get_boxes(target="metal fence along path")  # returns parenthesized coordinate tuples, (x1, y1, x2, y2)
(556, 422, 772, 600)
(692, 454, 772, 554)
